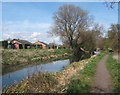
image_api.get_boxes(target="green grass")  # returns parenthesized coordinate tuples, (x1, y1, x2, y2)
(65, 53, 105, 93)
(107, 54, 120, 93)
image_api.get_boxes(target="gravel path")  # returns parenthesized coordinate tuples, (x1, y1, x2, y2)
(92, 55, 113, 93)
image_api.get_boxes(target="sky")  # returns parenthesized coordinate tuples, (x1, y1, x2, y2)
(2, 2, 118, 44)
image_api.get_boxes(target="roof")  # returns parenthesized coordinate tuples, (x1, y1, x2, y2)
(34, 41, 48, 46)
(12, 39, 32, 45)
(38, 41, 48, 45)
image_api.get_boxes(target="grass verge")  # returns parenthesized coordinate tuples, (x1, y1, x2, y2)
(107, 54, 120, 93)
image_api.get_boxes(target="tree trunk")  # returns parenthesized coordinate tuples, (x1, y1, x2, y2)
(70, 47, 84, 62)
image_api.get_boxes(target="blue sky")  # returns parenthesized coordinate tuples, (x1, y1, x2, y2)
(2, 2, 118, 44)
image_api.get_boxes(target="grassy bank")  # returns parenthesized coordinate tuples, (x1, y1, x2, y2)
(107, 54, 120, 93)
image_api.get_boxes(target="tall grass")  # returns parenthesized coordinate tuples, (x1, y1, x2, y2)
(107, 54, 120, 93)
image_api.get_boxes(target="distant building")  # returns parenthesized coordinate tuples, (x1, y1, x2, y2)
(1, 39, 62, 49)
(10, 39, 33, 49)
(48, 43, 58, 49)
(34, 41, 49, 49)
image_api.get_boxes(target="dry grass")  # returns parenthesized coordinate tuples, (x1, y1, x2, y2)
(2, 49, 70, 66)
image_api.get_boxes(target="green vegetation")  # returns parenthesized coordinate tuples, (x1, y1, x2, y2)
(107, 54, 120, 93)
(65, 53, 105, 93)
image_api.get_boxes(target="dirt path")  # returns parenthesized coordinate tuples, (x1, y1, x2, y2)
(92, 55, 113, 93)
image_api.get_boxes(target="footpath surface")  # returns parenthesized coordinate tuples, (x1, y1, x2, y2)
(92, 55, 113, 93)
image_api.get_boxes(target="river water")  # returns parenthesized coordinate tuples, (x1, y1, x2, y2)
(1, 59, 70, 91)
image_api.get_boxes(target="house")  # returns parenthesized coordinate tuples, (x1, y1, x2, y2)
(34, 41, 49, 49)
(49, 43, 58, 49)
(10, 39, 33, 49)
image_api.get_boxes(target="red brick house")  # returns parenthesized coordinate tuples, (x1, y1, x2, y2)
(34, 41, 48, 49)
(10, 39, 33, 49)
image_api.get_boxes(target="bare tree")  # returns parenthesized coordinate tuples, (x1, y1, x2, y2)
(51, 5, 93, 62)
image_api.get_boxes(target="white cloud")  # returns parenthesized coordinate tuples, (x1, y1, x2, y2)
(3, 31, 62, 44)
(3, 20, 52, 32)
(2, 20, 62, 44)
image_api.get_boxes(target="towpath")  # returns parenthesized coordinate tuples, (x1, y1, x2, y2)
(92, 55, 113, 93)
